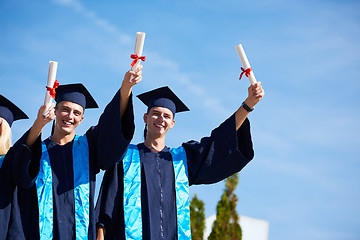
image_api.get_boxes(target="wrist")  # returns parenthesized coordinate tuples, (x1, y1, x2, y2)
(33, 118, 46, 130)
(241, 101, 254, 113)
(244, 98, 255, 109)
(120, 85, 132, 98)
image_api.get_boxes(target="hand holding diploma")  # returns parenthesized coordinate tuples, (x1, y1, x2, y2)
(235, 44, 257, 85)
(123, 65, 143, 89)
(246, 81, 264, 108)
(26, 103, 56, 147)
(42, 61, 59, 116)
(233, 44, 264, 129)
(129, 32, 146, 82)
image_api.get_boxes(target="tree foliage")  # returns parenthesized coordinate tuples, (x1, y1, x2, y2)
(190, 194, 206, 240)
(208, 173, 242, 240)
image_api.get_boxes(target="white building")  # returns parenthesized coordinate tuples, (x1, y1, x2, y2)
(204, 215, 269, 240)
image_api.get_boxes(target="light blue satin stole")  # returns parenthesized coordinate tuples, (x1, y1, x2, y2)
(123, 144, 191, 240)
(36, 135, 90, 240)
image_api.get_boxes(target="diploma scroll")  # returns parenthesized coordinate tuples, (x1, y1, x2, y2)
(235, 44, 257, 84)
(42, 61, 58, 116)
(130, 32, 146, 82)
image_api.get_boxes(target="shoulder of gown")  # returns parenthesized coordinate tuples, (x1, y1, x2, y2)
(85, 90, 135, 171)
(182, 113, 254, 185)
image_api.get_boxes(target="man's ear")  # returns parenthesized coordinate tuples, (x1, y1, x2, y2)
(143, 113, 148, 124)
(170, 119, 175, 129)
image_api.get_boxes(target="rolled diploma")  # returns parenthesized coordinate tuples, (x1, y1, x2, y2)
(130, 32, 146, 82)
(42, 61, 58, 116)
(235, 44, 257, 84)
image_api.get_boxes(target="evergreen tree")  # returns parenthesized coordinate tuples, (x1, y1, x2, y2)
(208, 173, 242, 240)
(190, 194, 206, 240)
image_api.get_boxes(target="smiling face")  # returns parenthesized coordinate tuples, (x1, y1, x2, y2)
(143, 106, 175, 138)
(54, 101, 84, 136)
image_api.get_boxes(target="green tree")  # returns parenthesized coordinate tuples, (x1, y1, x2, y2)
(208, 173, 242, 240)
(190, 194, 206, 240)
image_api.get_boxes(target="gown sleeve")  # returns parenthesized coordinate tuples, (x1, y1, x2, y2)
(10, 129, 43, 189)
(0, 150, 17, 238)
(95, 162, 124, 239)
(0, 141, 30, 194)
(184, 113, 254, 185)
(86, 90, 135, 172)
(0, 147, 17, 198)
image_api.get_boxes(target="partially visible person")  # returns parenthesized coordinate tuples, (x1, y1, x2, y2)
(0, 94, 28, 239)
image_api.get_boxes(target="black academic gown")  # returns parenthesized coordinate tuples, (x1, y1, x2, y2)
(0, 136, 31, 240)
(0, 148, 17, 240)
(6, 90, 135, 240)
(96, 114, 254, 240)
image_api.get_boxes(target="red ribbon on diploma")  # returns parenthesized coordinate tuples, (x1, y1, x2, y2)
(46, 80, 59, 99)
(130, 54, 146, 67)
(239, 67, 252, 80)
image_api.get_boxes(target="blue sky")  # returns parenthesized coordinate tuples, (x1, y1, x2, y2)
(1, 0, 360, 239)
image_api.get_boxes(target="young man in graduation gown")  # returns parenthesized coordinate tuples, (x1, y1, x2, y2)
(96, 82, 265, 240)
(0, 95, 28, 239)
(8, 68, 142, 240)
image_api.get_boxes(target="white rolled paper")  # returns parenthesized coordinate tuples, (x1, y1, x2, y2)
(130, 32, 146, 82)
(42, 61, 58, 116)
(235, 44, 257, 84)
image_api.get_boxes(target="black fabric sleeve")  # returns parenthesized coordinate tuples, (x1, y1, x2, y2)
(86, 90, 135, 172)
(12, 129, 43, 189)
(184, 114, 254, 185)
(95, 162, 125, 239)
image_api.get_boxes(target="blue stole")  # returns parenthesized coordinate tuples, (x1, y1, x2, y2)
(36, 135, 90, 240)
(0, 155, 5, 169)
(122, 144, 191, 240)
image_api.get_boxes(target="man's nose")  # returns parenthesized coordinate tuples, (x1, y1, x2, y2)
(67, 111, 75, 118)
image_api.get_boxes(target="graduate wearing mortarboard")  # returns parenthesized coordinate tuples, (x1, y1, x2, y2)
(96, 82, 265, 240)
(6, 67, 142, 239)
(0, 95, 28, 239)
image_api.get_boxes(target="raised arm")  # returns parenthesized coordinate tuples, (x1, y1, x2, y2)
(9, 104, 55, 188)
(235, 81, 265, 130)
(120, 65, 143, 118)
(184, 82, 264, 185)
(88, 66, 143, 171)
(26, 103, 55, 148)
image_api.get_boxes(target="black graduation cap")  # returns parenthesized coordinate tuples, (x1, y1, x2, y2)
(55, 83, 98, 110)
(0, 94, 28, 127)
(137, 86, 189, 116)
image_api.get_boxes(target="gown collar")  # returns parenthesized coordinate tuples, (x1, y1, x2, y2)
(138, 142, 170, 153)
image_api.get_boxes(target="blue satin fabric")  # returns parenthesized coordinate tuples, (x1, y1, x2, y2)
(122, 144, 191, 240)
(170, 146, 191, 240)
(0, 155, 5, 169)
(36, 142, 54, 240)
(72, 135, 90, 240)
(123, 144, 142, 240)
(36, 136, 90, 240)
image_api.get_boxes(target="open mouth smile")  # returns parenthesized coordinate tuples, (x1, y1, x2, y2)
(62, 120, 74, 127)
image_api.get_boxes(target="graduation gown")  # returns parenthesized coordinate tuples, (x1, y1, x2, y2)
(0, 136, 29, 240)
(0, 151, 16, 240)
(7, 90, 135, 240)
(96, 114, 254, 240)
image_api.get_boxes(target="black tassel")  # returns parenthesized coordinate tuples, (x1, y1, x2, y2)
(143, 124, 147, 140)
(51, 120, 55, 136)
